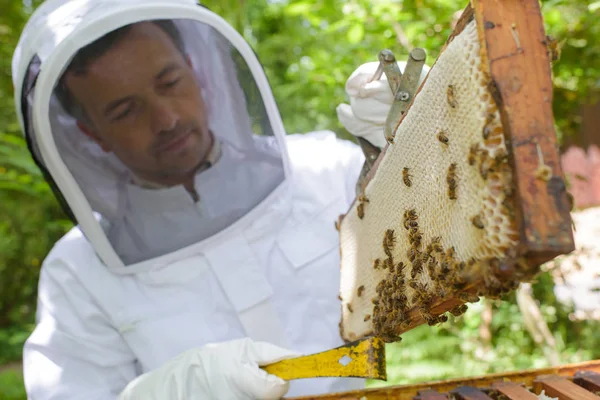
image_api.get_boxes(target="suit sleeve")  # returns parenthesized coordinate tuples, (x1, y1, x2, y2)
(23, 258, 137, 400)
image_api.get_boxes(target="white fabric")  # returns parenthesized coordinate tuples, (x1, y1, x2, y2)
(22, 132, 367, 399)
(106, 138, 284, 265)
(336, 61, 430, 149)
(117, 338, 297, 400)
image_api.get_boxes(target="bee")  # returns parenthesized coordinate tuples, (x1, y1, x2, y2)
(385, 229, 396, 245)
(356, 194, 369, 219)
(447, 84, 458, 108)
(436, 286, 448, 299)
(383, 243, 392, 258)
(471, 214, 485, 229)
(421, 297, 433, 311)
(357, 285, 365, 297)
(410, 230, 422, 248)
(372, 298, 379, 306)
(448, 184, 457, 200)
(424, 314, 439, 326)
(376, 280, 385, 293)
(452, 279, 467, 291)
(468, 144, 479, 166)
(437, 272, 447, 284)
(396, 261, 406, 273)
(389, 262, 395, 274)
(337, 294, 342, 301)
(383, 229, 396, 256)
(494, 149, 508, 167)
(459, 293, 480, 303)
(395, 275, 405, 288)
(403, 217, 418, 230)
(478, 149, 491, 180)
(402, 167, 412, 187)
(438, 314, 449, 323)
(545, 35, 561, 62)
(446, 247, 455, 259)
(483, 125, 493, 140)
(357, 203, 365, 219)
(447, 163, 458, 200)
(430, 237, 443, 253)
(373, 258, 381, 269)
(450, 304, 468, 316)
(437, 130, 449, 145)
(364, 314, 372, 322)
(347, 303, 353, 313)
(440, 260, 451, 275)
(407, 248, 418, 262)
(427, 257, 437, 275)
(403, 219, 410, 230)
(406, 209, 418, 220)
(482, 113, 495, 140)
(413, 281, 428, 293)
(411, 259, 423, 279)
(383, 257, 394, 270)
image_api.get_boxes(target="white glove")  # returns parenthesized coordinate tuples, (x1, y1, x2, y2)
(118, 338, 299, 400)
(336, 61, 430, 149)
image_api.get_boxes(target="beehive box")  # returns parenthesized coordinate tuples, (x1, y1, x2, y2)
(338, 0, 575, 343)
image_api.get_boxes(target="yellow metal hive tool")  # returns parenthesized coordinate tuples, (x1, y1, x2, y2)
(261, 337, 386, 380)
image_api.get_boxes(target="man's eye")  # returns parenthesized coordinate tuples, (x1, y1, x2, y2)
(112, 105, 133, 121)
(164, 78, 181, 88)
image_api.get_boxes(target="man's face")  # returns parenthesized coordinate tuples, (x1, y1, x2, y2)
(65, 22, 211, 185)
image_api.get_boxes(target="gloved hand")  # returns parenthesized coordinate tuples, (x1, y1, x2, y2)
(118, 338, 299, 400)
(336, 61, 429, 149)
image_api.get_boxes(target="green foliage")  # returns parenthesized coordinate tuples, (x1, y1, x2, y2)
(0, 0, 71, 362)
(204, 0, 599, 141)
(0, 369, 26, 400)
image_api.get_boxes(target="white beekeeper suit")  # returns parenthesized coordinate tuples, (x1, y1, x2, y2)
(12, 0, 422, 398)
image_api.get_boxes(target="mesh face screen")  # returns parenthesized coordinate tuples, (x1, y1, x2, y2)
(338, 20, 534, 343)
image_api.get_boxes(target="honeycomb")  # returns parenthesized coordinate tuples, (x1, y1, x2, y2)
(339, 20, 533, 343)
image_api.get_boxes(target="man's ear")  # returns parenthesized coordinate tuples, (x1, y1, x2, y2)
(76, 120, 111, 152)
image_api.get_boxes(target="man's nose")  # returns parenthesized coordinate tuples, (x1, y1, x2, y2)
(150, 98, 178, 133)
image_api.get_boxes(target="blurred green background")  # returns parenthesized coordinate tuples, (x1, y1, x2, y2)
(1, 0, 599, 398)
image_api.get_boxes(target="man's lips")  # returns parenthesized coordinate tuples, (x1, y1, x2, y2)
(156, 130, 193, 154)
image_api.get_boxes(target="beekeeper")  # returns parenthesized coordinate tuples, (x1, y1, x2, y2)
(13, 0, 425, 398)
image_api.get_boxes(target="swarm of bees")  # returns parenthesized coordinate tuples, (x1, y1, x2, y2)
(338, 20, 535, 344)
(344, 102, 522, 341)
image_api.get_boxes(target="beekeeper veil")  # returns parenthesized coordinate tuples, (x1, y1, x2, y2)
(12, 0, 290, 269)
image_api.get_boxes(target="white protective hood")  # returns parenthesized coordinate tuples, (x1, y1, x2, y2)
(13, 0, 291, 270)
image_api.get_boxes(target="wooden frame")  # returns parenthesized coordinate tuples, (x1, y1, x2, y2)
(288, 359, 600, 399)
